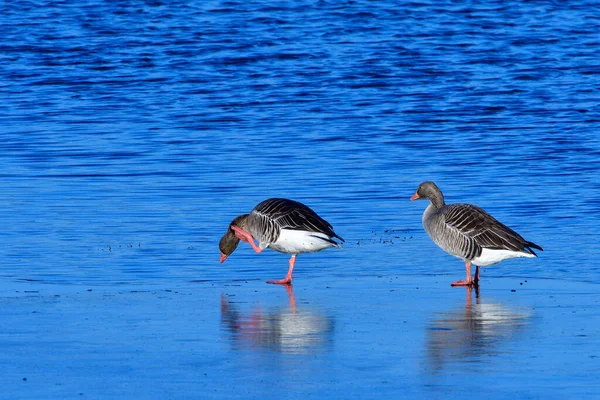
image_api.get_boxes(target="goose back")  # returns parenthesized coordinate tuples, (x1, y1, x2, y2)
(424, 202, 541, 263)
(247, 198, 342, 248)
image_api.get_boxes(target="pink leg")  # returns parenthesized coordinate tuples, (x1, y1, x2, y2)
(231, 225, 262, 254)
(474, 265, 480, 284)
(451, 262, 476, 286)
(267, 255, 296, 285)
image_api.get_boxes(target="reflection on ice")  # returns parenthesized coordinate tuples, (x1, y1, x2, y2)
(426, 287, 532, 373)
(221, 285, 334, 354)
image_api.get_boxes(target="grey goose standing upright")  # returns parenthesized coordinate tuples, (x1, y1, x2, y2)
(219, 198, 344, 285)
(410, 181, 542, 286)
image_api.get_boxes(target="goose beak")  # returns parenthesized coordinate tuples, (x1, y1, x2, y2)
(410, 193, 420, 201)
(220, 252, 228, 263)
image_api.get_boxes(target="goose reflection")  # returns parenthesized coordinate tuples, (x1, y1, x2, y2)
(220, 285, 334, 354)
(426, 286, 532, 373)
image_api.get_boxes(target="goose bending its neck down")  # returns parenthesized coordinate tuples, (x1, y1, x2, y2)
(410, 181, 542, 287)
(219, 198, 344, 285)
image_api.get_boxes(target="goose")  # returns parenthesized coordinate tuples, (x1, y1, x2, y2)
(410, 181, 542, 286)
(219, 198, 344, 284)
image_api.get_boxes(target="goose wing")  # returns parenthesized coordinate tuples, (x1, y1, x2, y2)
(250, 198, 343, 245)
(443, 203, 540, 254)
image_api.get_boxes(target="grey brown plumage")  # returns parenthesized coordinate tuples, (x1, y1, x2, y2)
(411, 181, 542, 286)
(247, 198, 344, 248)
(428, 202, 542, 262)
(219, 198, 343, 284)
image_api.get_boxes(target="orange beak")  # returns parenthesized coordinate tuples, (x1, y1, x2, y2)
(220, 252, 228, 263)
(410, 193, 420, 201)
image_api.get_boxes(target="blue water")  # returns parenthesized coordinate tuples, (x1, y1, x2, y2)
(1, 1, 599, 398)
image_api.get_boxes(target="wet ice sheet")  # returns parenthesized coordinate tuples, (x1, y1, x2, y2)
(2, 276, 599, 399)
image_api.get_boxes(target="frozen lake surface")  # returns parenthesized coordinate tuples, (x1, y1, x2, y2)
(3, 277, 600, 399)
(0, 0, 599, 398)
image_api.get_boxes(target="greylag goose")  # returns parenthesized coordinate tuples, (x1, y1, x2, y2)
(410, 182, 542, 286)
(219, 198, 344, 284)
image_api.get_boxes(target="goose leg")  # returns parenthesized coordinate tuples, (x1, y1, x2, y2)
(231, 225, 263, 254)
(267, 255, 296, 285)
(451, 262, 475, 286)
(474, 265, 480, 285)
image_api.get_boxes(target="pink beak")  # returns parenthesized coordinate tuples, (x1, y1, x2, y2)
(220, 252, 228, 264)
(410, 193, 420, 201)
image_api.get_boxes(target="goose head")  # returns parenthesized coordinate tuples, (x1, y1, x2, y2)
(219, 214, 249, 263)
